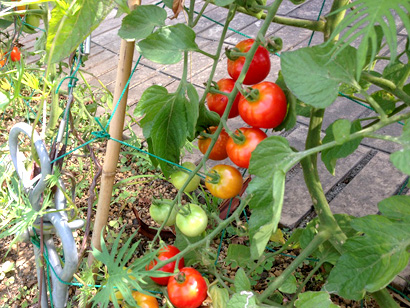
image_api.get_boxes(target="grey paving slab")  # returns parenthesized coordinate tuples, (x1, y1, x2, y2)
(289, 0, 333, 20)
(329, 152, 408, 216)
(280, 125, 371, 227)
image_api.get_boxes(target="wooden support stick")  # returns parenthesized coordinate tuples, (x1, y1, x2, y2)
(87, 0, 140, 268)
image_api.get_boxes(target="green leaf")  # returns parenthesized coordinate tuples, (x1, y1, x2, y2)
(174, 226, 205, 266)
(289, 0, 307, 4)
(193, 103, 220, 140)
(328, 0, 410, 77)
(0, 19, 13, 29)
(248, 136, 300, 176)
(134, 84, 199, 177)
(371, 90, 396, 115)
(383, 60, 410, 85)
(247, 172, 285, 259)
(324, 205, 410, 300)
(91, 227, 160, 308)
(300, 214, 357, 264)
(234, 268, 251, 292)
(215, 0, 235, 6)
(247, 136, 303, 259)
(295, 291, 339, 308)
(281, 44, 358, 108)
(390, 119, 410, 175)
(118, 5, 167, 41)
(227, 292, 257, 308)
(0, 90, 10, 111)
(278, 274, 297, 294)
(321, 119, 362, 175)
(225, 244, 251, 269)
(209, 285, 229, 308)
(274, 71, 297, 131)
(47, 0, 114, 63)
(378, 195, 410, 222)
(137, 24, 199, 64)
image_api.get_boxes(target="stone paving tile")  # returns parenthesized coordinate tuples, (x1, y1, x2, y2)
(329, 151, 408, 217)
(277, 125, 371, 227)
(289, 0, 333, 20)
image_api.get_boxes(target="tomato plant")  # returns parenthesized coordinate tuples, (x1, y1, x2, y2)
(146, 245, 185, 286)
(167, 267, 208, 308)
(176, 204, 208, 237)
(239, 81, 287, 129)
(10, 47, 21, 62)
(149, 199, 178, 227)
(206, 78, 241, 118)
(226, 127, 267, 168)
(227, 39, 271, 85)
(169, 162, 200, 193)
(205, 164, 243, 199)
(198, 126, 229, 160)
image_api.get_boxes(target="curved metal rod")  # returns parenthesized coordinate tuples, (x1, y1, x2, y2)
(8, 122, 51, 211)
(45, 210, 79, 308)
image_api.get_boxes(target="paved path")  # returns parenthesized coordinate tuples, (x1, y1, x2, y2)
(20, 0, 409, 229)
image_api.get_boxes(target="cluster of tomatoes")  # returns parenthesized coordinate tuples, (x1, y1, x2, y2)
(0, 46, 21, 67)
(112, 246, 207, 308)
(148, 245, 207, 308)
(199, 39, 288, 191)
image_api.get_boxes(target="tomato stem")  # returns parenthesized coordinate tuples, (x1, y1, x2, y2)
(205, 169, 221, 184)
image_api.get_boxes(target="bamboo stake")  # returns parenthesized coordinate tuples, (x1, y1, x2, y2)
(87, 0, 140, 268)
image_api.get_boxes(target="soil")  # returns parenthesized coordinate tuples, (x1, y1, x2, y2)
(0, 114, 408, 308)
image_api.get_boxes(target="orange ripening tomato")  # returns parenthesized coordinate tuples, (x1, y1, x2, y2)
(12, 0, 27, 17)
(205, 164, 243, 199)
(130, 291, 159, 308)
(0, 52, 6, 68)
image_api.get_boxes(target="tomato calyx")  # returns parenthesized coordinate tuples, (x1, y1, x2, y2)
(230, 128, 247, 145)
(205, 169, 221, 185)
(225, 47, 247, 61)
(174, 271, 187, 283)
(242, 87, 260, 102)
(266, 36, 283, 53)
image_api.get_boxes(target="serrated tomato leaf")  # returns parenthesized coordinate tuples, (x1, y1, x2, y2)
(378, 195, 410, 222)
(227, 292, 257, 308)
(295, 291, 339, 308)
(321, 119, 362, 175)
(324, 200, 410, 300)
(47, 0, 114, 63)
(134, 84, 199, 177)
(234, 268, 251, 292)
(118, 5, 167, 41)
(281, 44, 358, 108)
(390, 119, 410, 175)
(137, 24, 199, 64)
(300, 214, 357, 264)
(246, 172, 285, 259)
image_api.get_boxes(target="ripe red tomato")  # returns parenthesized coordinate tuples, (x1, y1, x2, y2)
(146, 245, 184, 286)
(198, 126, 229, 160)
(10, 47, 21, 62)
(205, 164, 243, 199)
(206, 78, 240, 118)
(226, 127, 267, 169)
(167, 267, 208, 308)
(131, 291, 159, 308)
(239, 81, 287, 129)
(227, 39, 271, 85)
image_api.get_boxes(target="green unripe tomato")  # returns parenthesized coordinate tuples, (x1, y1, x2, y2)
(169, 162, 200, 193)
(176, 204, 208, 237)
(149, 199, 178, 227)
